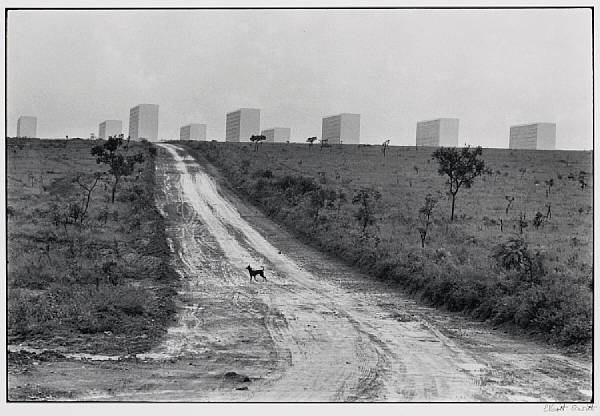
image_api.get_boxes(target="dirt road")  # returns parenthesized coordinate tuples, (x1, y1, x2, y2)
(8, 144, 592, 402)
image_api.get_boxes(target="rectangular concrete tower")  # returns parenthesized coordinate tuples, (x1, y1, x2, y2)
(416, 118, 459, 147)
(17, 116, 37, 138)
(321, 113, 360, 144)
(261, 127, 291, 143)
(509, 123, 556, 150)
(129, 104, 159, 141)
(180, 124, 207, 141)
(226, 108, 260, 142)
(99, 120, 123, 139)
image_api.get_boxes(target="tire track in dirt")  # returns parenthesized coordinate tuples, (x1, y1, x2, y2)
(21, 143, 587, 402)
(158, 144, 488, 401)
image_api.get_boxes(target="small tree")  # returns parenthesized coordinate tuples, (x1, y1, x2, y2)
(544, 178, 554, 197)
(505, 195, 515, 215)
(545, 202, 552, 220)
(518, 213, 528, 234)
(334, 188, 347, 217)
(578, 171, 588, 190)
(492, 237, 545, 283)
(432, 146, 489, 221)
(533, 211, 544, 229)
(307, 136, 317, 148)
(309, 188, 337, 222)
(352, 187, 381, 233)
(381, 139, 390, 157)
(73, 172, 102, 223)
(91, 135, 144, 203)
(320, 138, 330, 151)
(519, 167, 527, 179)
(417, 194, 438, 248)
(250, 135, 266, 151)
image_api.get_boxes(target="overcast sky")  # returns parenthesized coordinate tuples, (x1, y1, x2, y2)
(7, 8, 593, 149)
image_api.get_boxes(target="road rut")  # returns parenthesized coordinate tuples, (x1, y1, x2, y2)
(141, 144, 590, 402)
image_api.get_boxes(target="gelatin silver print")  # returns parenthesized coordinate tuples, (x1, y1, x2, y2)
(5, 4, 594, 404)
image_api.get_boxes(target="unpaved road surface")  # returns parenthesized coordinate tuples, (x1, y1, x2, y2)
(8, 144, 592, 402)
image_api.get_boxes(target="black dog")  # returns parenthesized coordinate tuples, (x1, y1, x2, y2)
(246, 265, 266, 282)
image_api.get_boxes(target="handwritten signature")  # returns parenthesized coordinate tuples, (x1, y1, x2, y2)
(544, 404, 595, 412)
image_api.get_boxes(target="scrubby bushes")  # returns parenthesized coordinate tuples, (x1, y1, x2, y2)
(9, 284, 175, 337)
(184, 142, 591, 346)
(7, 140, 178, 354)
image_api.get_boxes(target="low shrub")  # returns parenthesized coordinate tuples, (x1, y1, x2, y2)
(7, 141, 178, 354)
(181, 142, 591, 346)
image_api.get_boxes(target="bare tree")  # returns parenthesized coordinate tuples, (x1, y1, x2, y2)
(505, 195, 515, 215)
(545, 202, 552, 220)
(73, 172, 102, 223)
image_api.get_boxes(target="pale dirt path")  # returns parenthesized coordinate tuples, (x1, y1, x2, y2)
(156, 144, 483, 401)
(9, 143, 590, 402)
(143, 144, 590, 402)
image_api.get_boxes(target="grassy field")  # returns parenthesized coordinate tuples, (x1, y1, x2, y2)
(182, 141, 592, 346)
(7, 138, 178, 355)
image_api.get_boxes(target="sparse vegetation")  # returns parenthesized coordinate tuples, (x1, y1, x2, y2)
(7, 138, 177, 355)
(431, 146, 490, 221)
(352, 187, 382, 234)
(417, 194, 437, 248)
(91, 135, 145, 203)
(181, 142, 592, 346)
(578, 171, 588, 190)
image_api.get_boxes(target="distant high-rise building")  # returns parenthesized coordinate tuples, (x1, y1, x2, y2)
(129, 104, 159, 141)
(98, 120, 123, 139)
(17, 116, 37, 138)
(321, 113, 360, 144)
(261, 127, 291, 143)
(416, 118, 459, 147)
(180, 124, 207, 141)
(225, 108, 260, 142)
(509, 123, 556, 150)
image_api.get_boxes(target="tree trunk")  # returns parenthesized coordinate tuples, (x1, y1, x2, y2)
(81, 189, 93, 222)
(450, 193, 456, 221)
(111, 176, 119, 204)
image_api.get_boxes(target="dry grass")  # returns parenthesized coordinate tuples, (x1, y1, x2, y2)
(7, 138, 178, 355)
(182, 141, 592, 346)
